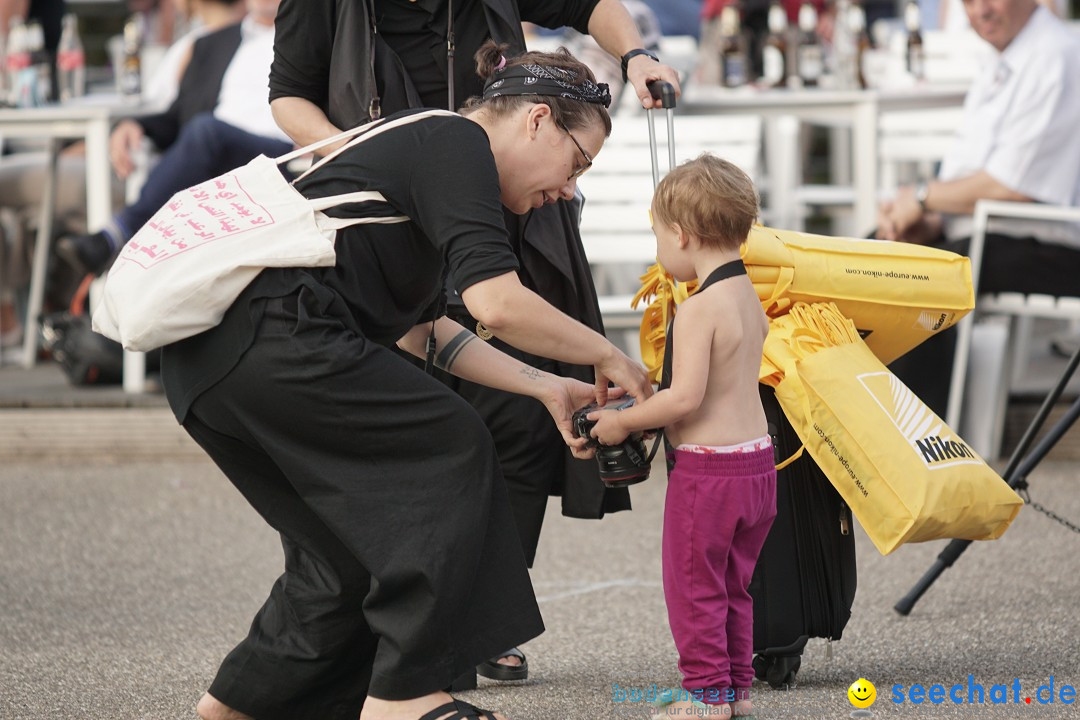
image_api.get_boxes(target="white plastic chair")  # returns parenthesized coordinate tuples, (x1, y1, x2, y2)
(945, 199, 1080, 459)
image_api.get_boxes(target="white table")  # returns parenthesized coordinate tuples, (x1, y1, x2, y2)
(681, 84, 969, 236)
(0, 95, 148, 390)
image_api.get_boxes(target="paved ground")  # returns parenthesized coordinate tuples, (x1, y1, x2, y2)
(2, 450, 1079, 720)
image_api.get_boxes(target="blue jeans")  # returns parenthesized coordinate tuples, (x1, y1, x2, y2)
(116, 113, 294, 240)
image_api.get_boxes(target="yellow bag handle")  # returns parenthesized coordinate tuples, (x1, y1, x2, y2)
(775, 444, 805, 471)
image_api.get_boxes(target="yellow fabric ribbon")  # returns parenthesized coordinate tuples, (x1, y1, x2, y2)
(632, 262, 698, 384)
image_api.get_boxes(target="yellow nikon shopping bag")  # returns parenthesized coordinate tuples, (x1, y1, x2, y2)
(763, 303, 1023, 555)
(743, 225, 975, 364)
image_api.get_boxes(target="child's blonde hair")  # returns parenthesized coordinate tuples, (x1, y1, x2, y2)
(651, 153, 759, 252)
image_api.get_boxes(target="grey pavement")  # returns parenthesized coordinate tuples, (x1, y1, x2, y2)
(2, 447, 1079, 720)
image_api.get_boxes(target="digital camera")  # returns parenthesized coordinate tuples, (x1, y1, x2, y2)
(571, 398, 652, 488)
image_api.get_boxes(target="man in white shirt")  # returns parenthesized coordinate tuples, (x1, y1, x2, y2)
(59, 0, 292, 277)
(878, 0, 1080, 413)
(877, 0, 1080, 295)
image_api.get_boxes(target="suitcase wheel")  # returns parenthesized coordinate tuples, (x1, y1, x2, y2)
(753, 653, 801, 689)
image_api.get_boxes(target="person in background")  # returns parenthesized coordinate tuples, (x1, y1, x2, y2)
(57, 0, 292, 277)
(588, 154, 774, 720)
(940, 0, 1066, 32)
(563, 0, 663, 111)
(268, 0, 681, 687)
(642, 0, 704, 39)
(143, 0, 245, 110)
(877, 0, 1080, 415)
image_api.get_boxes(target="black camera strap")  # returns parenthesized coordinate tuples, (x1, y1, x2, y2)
(642, 428, 664, 467)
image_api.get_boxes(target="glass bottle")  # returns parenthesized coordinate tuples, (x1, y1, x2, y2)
(761, 2, 789, 88)
(905, 0, 925, 82)
(4, 16, 29, 106)
(719, 5, 750, 88)
(120, 15, 143, 98)
(22, 20, 48, 106)
(849, 2, 871, 88)
(796, 1, 823, 88)
(831, 0, 857, 89)
(57, 13, 86, 102)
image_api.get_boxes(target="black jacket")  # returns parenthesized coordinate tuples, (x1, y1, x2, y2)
(138, 23, 243, 150)
(269, 0, 626, 520)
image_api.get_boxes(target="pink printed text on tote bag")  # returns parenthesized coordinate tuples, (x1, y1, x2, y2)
(119, 173, 278, 270)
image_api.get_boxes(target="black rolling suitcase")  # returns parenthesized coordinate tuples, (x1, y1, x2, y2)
(749, 383, 858, 688)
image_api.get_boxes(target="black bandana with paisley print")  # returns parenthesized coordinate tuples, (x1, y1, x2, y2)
(483, 63, 612, 108)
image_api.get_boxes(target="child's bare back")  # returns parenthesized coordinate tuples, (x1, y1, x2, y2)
(664, 271, 768, 448)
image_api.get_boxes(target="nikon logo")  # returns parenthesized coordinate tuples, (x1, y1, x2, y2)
(857, 371, 983, 469)
(915, 310, 952, 332)
(915, 435, 977, 463)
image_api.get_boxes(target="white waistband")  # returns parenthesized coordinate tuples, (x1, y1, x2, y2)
(676, 435, 772, 455)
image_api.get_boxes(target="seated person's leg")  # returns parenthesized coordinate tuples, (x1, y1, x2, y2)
(59, 113, 293, 276)
(889, 233, 1080, 417)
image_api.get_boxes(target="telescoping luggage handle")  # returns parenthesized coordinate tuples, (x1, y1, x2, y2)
(646, 80, 677, 189)
(637, 80, 679, 470)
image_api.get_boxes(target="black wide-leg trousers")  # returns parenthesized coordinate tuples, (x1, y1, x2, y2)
(178, 289, 544, 720)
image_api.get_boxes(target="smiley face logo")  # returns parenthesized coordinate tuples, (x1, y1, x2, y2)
(848, 678, 877, 709)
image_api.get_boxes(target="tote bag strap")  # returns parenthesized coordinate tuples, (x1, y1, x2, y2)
(274, 120, 386, 167)
(294, 109, 459, 183)
(288, 110, 459, 229)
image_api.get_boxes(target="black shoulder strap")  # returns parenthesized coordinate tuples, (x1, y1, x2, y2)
(698, 258, 747, 292)
(660, 259, 747, 390)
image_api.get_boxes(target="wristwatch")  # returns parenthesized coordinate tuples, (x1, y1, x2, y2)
(915, 181, 930, 212)
(621, 48, 659, 84)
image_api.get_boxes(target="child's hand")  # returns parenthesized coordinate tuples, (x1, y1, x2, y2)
(587, 409, 630, 446)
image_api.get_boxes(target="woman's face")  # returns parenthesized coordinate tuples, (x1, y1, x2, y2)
(498, 106, 606, 215)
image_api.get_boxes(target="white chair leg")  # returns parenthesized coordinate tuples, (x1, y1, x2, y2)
(988, 315, 1023, 461)
(1008, 315, 1034, 387)
(960, 320, 1009, 459)
(946, 313, 976, 430)
(22, 138, 59, 369)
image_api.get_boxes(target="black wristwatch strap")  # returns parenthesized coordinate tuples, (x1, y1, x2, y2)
(621, 48, 659, 83)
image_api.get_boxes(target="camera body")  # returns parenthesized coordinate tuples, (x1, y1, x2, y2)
(572, 398, 651, 488)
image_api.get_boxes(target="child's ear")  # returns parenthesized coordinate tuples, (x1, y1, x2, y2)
(674, 224, 691, 249)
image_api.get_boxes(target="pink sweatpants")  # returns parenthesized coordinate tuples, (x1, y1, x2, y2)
(662, 443, 777, 704)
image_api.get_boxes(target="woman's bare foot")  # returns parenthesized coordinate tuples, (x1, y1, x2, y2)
(196, 692, 253, 720)
(731, 698, 753, 717)
(360, 691, 508, 720)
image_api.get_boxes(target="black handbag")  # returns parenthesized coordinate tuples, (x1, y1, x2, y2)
(41, 310, 159, 386)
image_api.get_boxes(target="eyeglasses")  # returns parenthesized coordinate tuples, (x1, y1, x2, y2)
(556, 120, 593, 180)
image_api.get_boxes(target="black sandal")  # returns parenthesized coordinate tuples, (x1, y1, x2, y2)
(419, 698, 499, 720)
(476, 646, 528, 681)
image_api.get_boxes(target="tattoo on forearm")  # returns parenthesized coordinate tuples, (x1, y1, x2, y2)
(434, 331, 476, 371)
(519, 367, 541, 380)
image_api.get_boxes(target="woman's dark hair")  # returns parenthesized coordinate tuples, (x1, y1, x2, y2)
(461, 40, 612, 137)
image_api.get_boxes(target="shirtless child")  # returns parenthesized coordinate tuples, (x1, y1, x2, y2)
(587, 154, 776, 718)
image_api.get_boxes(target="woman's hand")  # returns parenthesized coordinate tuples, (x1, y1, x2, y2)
(538, 376, 599, 459)
(594, 346, 653, 407)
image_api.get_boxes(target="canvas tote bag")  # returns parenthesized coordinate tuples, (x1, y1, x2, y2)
(761, 302, 1023, 555)
(92, 109, 456, 352)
